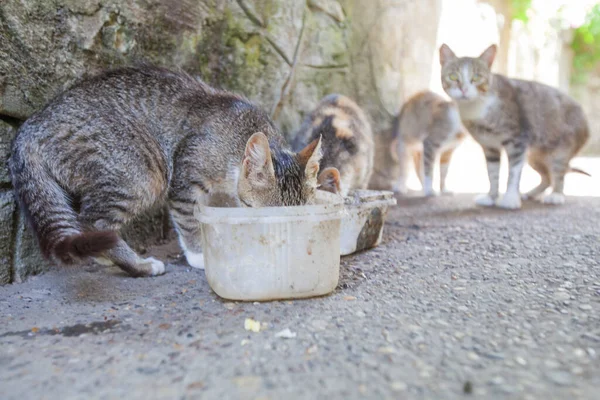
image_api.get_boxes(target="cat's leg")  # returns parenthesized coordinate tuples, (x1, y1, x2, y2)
(169, 194, 205, 270)
(412, 149, 424, 187)
(439, 147, 455, 195)
(393, 139, 411, 194)
(543, 155, 568, 205)
(475, 146, 501, 207)
(97, 233, 165, 277)
(79, 196, 166, 277)
(497, 141, 526, 209)
(422, 139, 440, 197)
(523, 152, 550, 200)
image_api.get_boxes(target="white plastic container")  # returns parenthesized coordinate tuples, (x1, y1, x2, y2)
(340, 190, 397, 256)
(195, 193, 343, 301)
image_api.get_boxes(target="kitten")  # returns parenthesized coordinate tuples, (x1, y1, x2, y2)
(369, 90, 466, 196)
(291, 94, 374, 197)
(440, 44, 589, 209)
(9, 66, 324, 277)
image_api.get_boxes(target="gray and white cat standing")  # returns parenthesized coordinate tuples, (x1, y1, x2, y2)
(439, 44, 589, 209)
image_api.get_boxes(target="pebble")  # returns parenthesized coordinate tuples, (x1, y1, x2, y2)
(274, 328, 297, 339)
(573, 348, 586, 358)
(311, 320, 328, 330)
(545, 371, 573, 386)
(377, 346, 397, 354)
(489, 376, 505, 386)
(553, 292, 570, 301)
(454, 331, 466, 339)
(582, 333, 600, 342)
(544, 359, 561, 369)
(578, 304, 592, 311)
(467, 351, 479, 361)
(483, 352, 505, 360)
(571, 366, 584, 375)
(587, 348, 597, 358)
(515, 357, 527, 366)
(390, 381, 407, 392)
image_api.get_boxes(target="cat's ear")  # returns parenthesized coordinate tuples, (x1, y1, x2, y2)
(317, 167, 341, 194)
(242, 132, 275, 186)
(479, 44, 497, 68)
(439, 44, 457, 66)
(297, 135, 323, 186)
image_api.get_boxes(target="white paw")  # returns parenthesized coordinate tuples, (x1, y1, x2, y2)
(185, 250, 205, 270)
(475, 194, 496, 207)
(93, 257, 114, 266)
(440, 188, 454, 196)
(542, 192, 565, 205)
(392, 184, 408, 195)
(496, 192, 522, 210)
(423, 188, 439, 197)
(144, 257, 166, 276)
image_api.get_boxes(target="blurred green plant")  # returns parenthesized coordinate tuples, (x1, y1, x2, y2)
(571, 4, 600, 83)
(511, 0, 532, 22)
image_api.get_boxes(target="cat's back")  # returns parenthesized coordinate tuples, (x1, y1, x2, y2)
(292, 94, 374, 194)
(294, 94, 371, 140)
(506, 76, 588, 145)
(397, 90, 460, 141)
(17, 66, 206, 141)
(293, 94, 373, 156)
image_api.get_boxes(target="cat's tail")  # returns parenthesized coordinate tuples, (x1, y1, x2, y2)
(568, 166, 591, 177)
(9, 145, 118, 264)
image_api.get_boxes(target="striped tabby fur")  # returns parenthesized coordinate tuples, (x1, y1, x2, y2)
(9, 66, 323, 277)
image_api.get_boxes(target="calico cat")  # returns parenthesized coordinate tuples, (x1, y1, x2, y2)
(9, 66, 324, 277)
(439, 44, 589, 209)
(292, 94, 374, 196)
(369, 91, 466, 196)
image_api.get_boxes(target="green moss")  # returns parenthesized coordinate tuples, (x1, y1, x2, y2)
(571, 4, 600, 84)
(511, 0, 532, 23)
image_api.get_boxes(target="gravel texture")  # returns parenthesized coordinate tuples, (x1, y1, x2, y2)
(1, 194, 599, 400)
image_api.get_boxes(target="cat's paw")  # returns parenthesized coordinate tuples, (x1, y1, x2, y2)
(441, 188, 454, 196)
(392, 183, 408, 195)
(142, 257, 166, 276)
(423, 188, 439, 197)
(496, 192, 522, 210)
(475, 194, 496, 207)
(185, 250, 205, 270)
(93, 257, 114, 266)
(542, 192, 565, 205)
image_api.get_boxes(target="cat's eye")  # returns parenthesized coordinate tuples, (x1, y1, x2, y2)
(472, 74, 481, 82)
(449, 73, 458, 81)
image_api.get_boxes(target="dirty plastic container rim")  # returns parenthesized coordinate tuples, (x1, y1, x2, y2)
(195, 196, 344, 225)
(344, 198, 397, 210)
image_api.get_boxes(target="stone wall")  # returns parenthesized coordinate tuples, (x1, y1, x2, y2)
(0, 0, 444, 283)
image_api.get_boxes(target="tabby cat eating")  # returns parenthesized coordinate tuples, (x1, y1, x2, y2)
(10, 66, 324, 277)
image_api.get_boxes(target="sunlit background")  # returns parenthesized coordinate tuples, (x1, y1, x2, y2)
(395, 0, 600, 197)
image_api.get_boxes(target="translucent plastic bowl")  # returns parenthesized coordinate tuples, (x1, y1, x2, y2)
(195, 193, 344, 301)
(340, 190, 397, 256)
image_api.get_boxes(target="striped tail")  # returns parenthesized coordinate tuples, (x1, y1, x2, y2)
(9, 148, 118, 264)
(568, 166, 591, 177)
